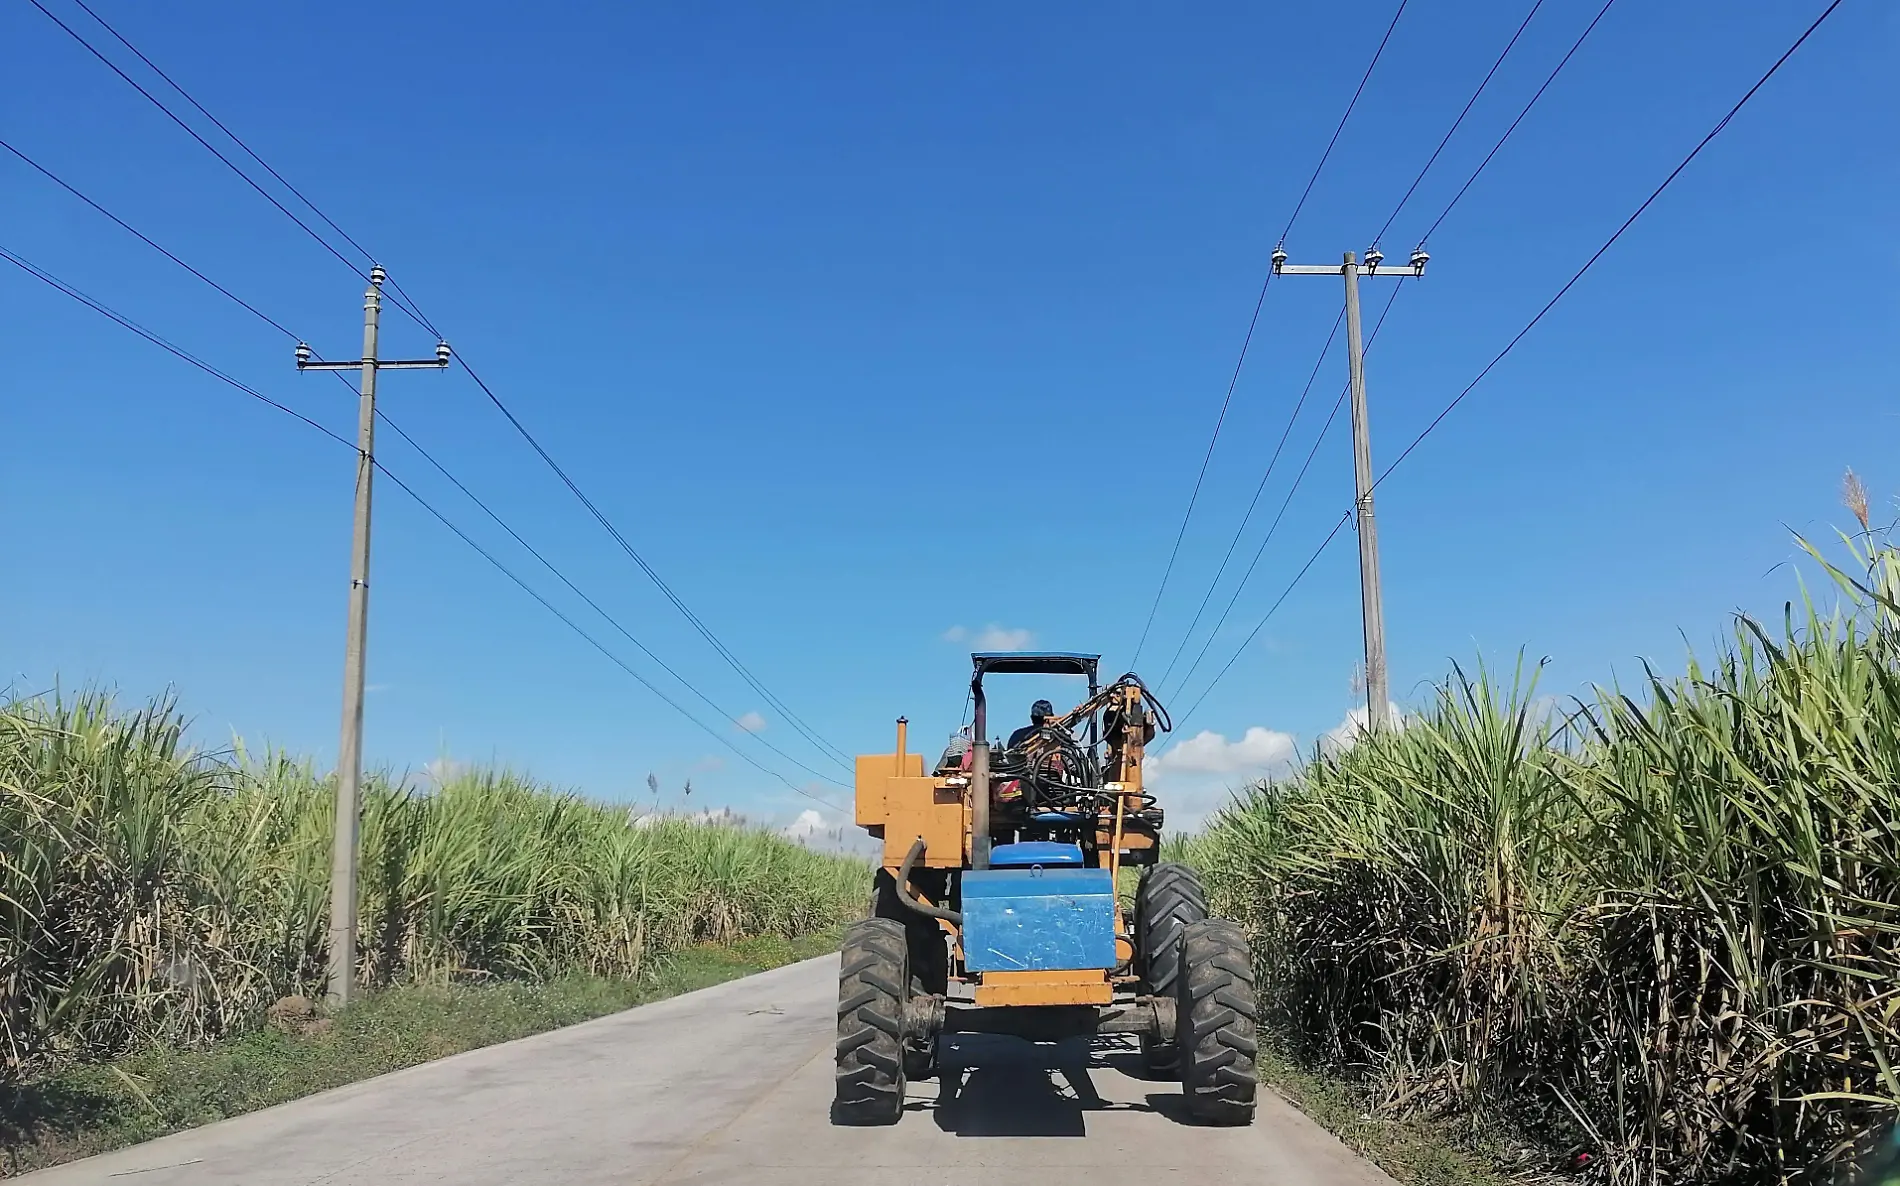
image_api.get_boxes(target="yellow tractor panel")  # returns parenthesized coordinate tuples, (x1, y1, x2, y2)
(879, 776, 965, 867)
(1096, 827, 1156, 852)
(854, 753, 924, 831)
(974, 970, 1114, 1007)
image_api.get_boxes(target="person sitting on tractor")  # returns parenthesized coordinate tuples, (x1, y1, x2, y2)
(995, 700, 1059, 807)
(1007, 699, 1056, 750)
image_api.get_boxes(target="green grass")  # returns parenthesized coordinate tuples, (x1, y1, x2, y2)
(1175, 526, 1900, 1185)
(1, 692, 867, 1083)
(0, 685, 867, 1177)
(0, 926, 841, 1177)
(1254, 1044, 1530, 1186)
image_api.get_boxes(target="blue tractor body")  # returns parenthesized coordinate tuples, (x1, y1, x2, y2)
(960, 843, 1117, 973)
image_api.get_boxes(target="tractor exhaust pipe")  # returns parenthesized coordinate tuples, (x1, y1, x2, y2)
(970, 740, 990, 870)
(970, 677, 990, 870)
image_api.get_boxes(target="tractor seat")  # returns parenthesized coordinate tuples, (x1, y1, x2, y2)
(988, 840, 1085, 868)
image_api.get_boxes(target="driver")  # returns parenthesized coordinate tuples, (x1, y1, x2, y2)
(1007, 699, 1056, 750)
(994, 699, 1057, 807)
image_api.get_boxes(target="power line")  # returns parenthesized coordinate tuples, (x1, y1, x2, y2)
(2, 132, 399, 382)
(1, 136, 299, 339)
(367, 458, 848, 813)
(0, 243, 351, 448)
(1166, 511, 1355, 742)
(22, 0, 369, 283)
(372, 415, 851, 789)
(1373, 0, 1546, 247)
(1130, 0, 1411, 666)
(0, 242, 847, 814)
(1276, 0, 1413, 247)
(1164, 0, 1844, 737)
(1376, 0, 1843, 493)
(29, 0, 854, 771)
(1155, 307, 1343, 689)
(1156, 0, 1621, 711)
(1152, 0, 1554, 695)
(1127, 302, 1253, 668)
(446, 356, 857, 771)
(36, 0, 448, 334)
(1421, 0, 1619, 245)
(1161, 388, 1344, 705)
(0, 135, 850, 789)
(64, 0, 379, 269)
(1163, 282, 1406, 705)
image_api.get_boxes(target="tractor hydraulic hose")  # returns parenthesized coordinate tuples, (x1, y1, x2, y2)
(897, 837, 962, 925)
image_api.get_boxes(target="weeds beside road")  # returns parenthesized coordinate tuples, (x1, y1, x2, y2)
(0, 691, 863, 1086)
(1181, 531, 1900, 1185)
(1, 928, 842, 1176)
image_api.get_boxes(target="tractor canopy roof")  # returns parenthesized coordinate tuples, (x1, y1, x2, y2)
(970, 651, 1101, 681)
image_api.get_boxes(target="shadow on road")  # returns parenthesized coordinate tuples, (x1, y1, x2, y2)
(915, 1033, 1182, 1137)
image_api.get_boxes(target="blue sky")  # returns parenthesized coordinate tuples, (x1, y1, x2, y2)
(4, 0, 1893, 829)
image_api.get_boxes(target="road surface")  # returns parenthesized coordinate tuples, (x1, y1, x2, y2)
(21, 955, 1396, 1185)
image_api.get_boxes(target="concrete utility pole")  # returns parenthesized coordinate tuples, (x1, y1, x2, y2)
(1271, 244, 1427, 732)
(296, 267, 449, 1006)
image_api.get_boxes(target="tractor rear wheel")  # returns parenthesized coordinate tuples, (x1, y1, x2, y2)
(871, 868, 947, 1081)
(1134, 862, 1207, 1074)
(1177, 918, 1258, 1126)
(835, 918, 910, 1125)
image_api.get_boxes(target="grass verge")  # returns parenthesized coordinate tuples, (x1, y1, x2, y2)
(1, 926, 841, 1178)
(1255, 1044, 1552, 1186)
(1174, 525, 1900, 1183)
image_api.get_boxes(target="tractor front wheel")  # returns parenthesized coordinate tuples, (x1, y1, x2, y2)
(1177, 918, 1258, 1126)
(835, 918, 909, 1125)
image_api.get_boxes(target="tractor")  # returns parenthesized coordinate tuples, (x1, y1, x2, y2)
(834, 650, 1257, 1125)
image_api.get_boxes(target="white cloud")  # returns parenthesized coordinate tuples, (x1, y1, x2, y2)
(1319, 702, 1405, 756)
(1145, 726, 1298, 832)
(943, 624, 1035, 650)
(782, 808, 826, 839)
(771, 802, 881, 855)
(422, 757, 465, 785)
(735, 711, 768, 733)
(630, 806, 743, 829)
(1151, 727, 1297, 776)
(780, 806, 881, 859)
(1527, 695, 1565, 731)
(978, 626, 1034, 650)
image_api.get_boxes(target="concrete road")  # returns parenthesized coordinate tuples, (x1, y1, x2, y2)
(21, 955, 1395, 1185)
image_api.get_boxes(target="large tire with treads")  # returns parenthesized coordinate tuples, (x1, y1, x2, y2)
(871, 868, 948, 1080)
(1177, 917, 1258, 1125)
(835, 918, 909, 1125)
(1134, 862, 1207, 1073)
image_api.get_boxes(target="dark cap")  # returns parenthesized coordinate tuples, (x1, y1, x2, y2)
(1030, 699, 1054, 723)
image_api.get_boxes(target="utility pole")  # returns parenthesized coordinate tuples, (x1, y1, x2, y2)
(296, 266, 449, 1006)
(1271, 244, 1427, 732)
